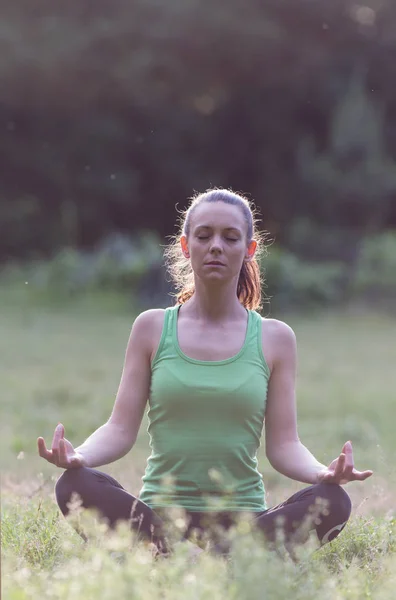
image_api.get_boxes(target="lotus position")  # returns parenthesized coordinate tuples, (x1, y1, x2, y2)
(38, 188, 373, 557)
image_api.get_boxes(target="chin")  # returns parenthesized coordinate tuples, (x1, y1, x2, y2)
(196, 270, 224, 282)
(200, 269, 227, 277)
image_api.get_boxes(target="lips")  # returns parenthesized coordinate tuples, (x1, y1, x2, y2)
(205, 261, 225, 266)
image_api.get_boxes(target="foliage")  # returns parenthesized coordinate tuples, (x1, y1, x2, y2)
(298, 72, 396, 232)
(0, 231, 166, 306)
(352, 232, 396, 300)
(263, 247, 347, 312)
(2, 228, 395, 310)
(263, 230, 396, 310)
(1, 294, 395, 597)
(318, 515, 396, 572)
(3, 493, 396, 599)
(1, 0, 396, 260)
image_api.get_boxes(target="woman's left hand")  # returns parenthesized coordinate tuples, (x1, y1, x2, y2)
(317, 441, 373, 485)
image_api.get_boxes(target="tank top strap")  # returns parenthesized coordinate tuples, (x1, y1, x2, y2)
(151, 305, 178, 366)
(166, 304, 178, 330)
(243, 309, 260, 347)
(163, 304, 179, 345)
(245, 310, 269, 375)
(244, 309, 258, 342)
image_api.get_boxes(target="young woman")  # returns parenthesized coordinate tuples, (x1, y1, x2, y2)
(38, 188, 373, 556)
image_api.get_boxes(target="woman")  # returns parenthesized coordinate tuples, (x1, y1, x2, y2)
(38, 188, 372, 557)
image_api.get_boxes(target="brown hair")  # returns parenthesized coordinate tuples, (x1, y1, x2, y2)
(164, 188, 268, 311)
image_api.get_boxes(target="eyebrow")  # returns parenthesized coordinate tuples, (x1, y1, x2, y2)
(194, 225, 242, 233)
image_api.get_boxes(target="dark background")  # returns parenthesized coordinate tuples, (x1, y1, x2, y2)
(1, 0, 395, 309)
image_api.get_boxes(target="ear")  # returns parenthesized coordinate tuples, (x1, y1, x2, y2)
(180, 235, 190, 258)
(245, 240, 257, 262)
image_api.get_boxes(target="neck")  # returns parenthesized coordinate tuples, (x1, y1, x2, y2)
(183, 279, 246, 322)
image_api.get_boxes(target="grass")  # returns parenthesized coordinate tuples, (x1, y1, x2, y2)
(1, 286, 396, 599)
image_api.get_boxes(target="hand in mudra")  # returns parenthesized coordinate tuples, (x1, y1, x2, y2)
(38, 423, 85, 469)
(317, 441, 373, 485)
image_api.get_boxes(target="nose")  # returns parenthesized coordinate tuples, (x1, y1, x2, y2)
(209, 236, 223, 254)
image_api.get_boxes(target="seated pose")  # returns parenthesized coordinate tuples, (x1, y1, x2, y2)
(38, 188, 372, 557)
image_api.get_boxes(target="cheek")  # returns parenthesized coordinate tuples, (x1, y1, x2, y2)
(230, 245, 246, 261)
(188, 245, 205, 265)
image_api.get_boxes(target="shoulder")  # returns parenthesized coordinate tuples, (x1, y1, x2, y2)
(132, 308, 167, 330)
(129, 308, 168, 361)
(261, 317, 296, 344)
(131, 308, 166, 341)
(260, 317, 297, 370)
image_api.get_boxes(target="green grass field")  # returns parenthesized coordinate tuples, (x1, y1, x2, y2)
(2, 288, 396, 599)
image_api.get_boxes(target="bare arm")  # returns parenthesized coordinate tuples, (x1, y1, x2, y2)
(39, 310, 162, 469)
(74, 311, 157, 467)
(264, 321, 326, 484)
(264, 320, 373, 486)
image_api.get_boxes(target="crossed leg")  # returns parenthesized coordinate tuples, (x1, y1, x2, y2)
(55, 468, 351, 556)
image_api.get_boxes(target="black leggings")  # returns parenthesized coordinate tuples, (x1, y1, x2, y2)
(55, 467, 352, 555)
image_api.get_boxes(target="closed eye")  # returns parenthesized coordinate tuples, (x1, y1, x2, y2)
(196, 235, 239, 242)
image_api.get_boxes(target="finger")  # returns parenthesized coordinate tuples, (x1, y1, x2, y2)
(342, 443, 354, 479)
(352, 469, 373, 481)
(59, 438, 68, 466)
(37, 437, 53, 462)
(51, 423, 64, 449)
(51, 425, 64, 464)
(342, 440, 353, 458)
(334, 453, 346, 478)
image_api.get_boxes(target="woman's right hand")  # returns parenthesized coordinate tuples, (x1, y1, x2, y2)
(37, 423, 86, 469)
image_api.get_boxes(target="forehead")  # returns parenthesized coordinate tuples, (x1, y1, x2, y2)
(190, 201, 247, 231)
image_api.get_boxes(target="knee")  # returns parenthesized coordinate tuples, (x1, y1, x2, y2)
(55, 467, 89, 514)
(313, 483, 352, 544)
(315, 482, 352, 522)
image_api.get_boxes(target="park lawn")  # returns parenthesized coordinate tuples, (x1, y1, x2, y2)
(1, 289, 396, 599)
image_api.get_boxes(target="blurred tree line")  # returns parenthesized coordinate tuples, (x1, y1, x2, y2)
(1, 0, 396, 270)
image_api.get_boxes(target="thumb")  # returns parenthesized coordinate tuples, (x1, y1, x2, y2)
(342, 440, 352, 452)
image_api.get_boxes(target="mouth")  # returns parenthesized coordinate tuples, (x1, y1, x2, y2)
(205, 261, 225, 266)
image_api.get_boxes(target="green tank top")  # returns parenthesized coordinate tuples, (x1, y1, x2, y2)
(139, 304, 270, 512)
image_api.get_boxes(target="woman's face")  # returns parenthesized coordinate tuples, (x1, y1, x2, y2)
(181, 201, 257, 283)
